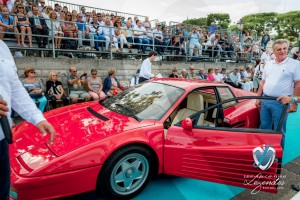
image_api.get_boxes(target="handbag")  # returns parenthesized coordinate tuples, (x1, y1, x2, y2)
(29, 93, 43, 99)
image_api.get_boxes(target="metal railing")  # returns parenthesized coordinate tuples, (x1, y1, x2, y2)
(46, 0, 146, 21)
(1, 13, 268, 62)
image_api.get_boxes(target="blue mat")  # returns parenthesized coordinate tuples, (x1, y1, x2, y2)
(135, 111, 300, 200)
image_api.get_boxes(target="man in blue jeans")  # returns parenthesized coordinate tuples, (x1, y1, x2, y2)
(255, 39, 300, 148)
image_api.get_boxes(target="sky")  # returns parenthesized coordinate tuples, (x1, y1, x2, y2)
(58, 0, 300, 25)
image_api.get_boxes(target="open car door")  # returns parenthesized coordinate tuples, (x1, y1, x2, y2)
(163, 96, 288, 194)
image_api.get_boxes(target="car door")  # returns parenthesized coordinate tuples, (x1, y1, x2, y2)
(163, 96, 287, 194)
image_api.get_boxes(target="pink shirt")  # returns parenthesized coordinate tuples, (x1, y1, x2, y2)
(206, 73, 215, 81)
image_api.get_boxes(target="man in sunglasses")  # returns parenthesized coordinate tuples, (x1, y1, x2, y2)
(0, 39, 56, 200)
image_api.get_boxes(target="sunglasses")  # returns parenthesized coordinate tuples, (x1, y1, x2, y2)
(72, 70, 77, 73)
(40, 2, 45, 3)
(86, 15, 90, 16)
(67, 14, 71, 16)
(92, 73, 97, 75)
(78, 16, 83, 18)
(48, 8, 53, 10)
(52, 74, 57, 76)
(18, 7, 24, 9)
(30, 71, 36, 74)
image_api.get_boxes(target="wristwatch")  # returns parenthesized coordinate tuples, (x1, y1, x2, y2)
(292, 96, 299, 103)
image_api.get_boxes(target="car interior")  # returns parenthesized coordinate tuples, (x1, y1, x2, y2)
(164, 88, 219, 131)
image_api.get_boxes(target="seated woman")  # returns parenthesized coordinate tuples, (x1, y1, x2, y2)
(103, 68, 124, 96)
(49, 11, 63, 49)
(206, 68, 215, 81)
(114, 19, 131, 52)
(14, 3, 32, 47)
(169, 67, 179, 78)
(87, 69, 106, 101)
(46, 71, 69, 109)
(62, 11, 78, 38)
(22, 67, 47, 112)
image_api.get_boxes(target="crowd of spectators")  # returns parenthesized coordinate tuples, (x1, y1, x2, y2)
(0, 0, 275, 61)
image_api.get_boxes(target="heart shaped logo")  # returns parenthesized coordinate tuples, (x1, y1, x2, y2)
(253, 145, 276, 171)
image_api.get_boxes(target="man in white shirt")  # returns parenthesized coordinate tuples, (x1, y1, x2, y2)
(133, 20, 149, 54)
(139, 51, 158, 83)
(0, 40, 55, 200)
(256, 39, 300, 148)
(213, 68, 223, 82)
(229, 68, 243, 88)
(153, 24, 165, 55)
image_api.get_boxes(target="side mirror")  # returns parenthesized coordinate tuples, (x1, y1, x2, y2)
(182, 118, 193, 131)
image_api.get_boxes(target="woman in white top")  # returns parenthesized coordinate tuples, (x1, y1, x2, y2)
(49, 11, 63, 49)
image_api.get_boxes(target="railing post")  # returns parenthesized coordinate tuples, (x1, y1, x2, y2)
(109, 26, 113, 60)
(50, 19, 55, 58)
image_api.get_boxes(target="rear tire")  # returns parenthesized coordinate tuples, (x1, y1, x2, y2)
(97, 145, 155, 200)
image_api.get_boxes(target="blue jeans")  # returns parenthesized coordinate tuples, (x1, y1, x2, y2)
(260, 99, 288, 148)
(94, 34, 106, 51)
(134, 38, 149, 52)
(31, 96, 47, 112)
(263, 42, 268, 50)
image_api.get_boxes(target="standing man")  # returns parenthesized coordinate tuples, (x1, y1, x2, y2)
(0, 40, 56, 200)
(261, 31, 270, 50)
(256, 39, 300, 148)
(139, 51, 158, 83)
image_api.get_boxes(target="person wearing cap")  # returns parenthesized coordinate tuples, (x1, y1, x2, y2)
(130, 69, 140, 86)
(139, 51, 158, 83)
(213, 68, 223, 82)
(197, 68, 207, 80)
(153, 24, 165, 55)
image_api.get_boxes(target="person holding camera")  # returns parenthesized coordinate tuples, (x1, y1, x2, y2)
(0, 40, 55, 200)
(188, 25, 202, 58)
(67, 66, 91, 104)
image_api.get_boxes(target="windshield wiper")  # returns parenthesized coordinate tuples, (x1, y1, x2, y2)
(115, 103, 141, 122)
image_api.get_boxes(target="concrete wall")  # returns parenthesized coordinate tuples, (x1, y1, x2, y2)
(15, 57, 255, 84)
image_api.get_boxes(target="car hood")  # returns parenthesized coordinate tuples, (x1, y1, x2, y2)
(10, 102, 154, 158)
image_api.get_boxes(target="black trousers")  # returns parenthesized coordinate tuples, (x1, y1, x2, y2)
(139, 77, 149, 83)
(32, 27, 49, 47)
(0, 139, 10, 200)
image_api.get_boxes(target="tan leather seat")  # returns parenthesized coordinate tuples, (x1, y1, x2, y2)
(171, 93, 204, 126)
(201, 108, 217, 127)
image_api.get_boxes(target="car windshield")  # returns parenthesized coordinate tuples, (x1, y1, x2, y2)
(102, 82, 185, 120)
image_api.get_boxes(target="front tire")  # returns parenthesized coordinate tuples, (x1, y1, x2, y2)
(97, 145, 155, 200)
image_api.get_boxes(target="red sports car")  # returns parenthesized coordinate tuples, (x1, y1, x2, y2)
(9, 79, 287, 200)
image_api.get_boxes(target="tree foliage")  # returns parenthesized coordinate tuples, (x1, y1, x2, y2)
(182, 17, 207, 27)
(241, 12, 278, 36)
(276, 11, 300, 41)
(180, 11, 300, 42)
(206, 13, 231, 29)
